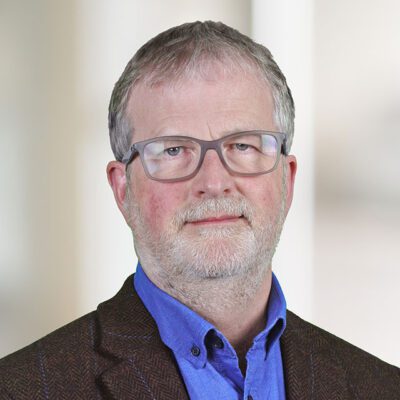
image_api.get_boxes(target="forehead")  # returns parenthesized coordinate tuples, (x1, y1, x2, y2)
(126, 66, 276, 142)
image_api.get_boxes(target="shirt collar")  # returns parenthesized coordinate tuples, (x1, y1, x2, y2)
(134, 263, 286, 367)
(134, 264, 212, 368)
(253, 272, 287, 357)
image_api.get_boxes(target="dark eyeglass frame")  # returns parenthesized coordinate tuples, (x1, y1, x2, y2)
(121, 130, 288, 183)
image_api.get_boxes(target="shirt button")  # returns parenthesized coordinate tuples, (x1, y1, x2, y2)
(213, 337, 224, 349)
(191, 345, 201, 357)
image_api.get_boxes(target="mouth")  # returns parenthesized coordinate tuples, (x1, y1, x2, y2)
(186, 215, 245, 226)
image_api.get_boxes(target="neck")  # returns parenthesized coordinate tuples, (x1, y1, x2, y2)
(207, 273, 271, 350)
(144, 261, 272, 362)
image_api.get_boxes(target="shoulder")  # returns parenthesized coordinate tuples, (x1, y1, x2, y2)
(285, 310, 400, 397)
(286, 310, 398, 371)
(0, 311, 100, 398)
(0, 274, 162, 399)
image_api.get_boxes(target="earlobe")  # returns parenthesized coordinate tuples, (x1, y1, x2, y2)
(106, 161, 129, 218)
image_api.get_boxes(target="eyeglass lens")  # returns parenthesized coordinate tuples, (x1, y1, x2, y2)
(142, 133, 279, 180)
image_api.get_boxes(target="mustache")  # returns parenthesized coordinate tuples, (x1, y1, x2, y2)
(172, 197, 255, 227)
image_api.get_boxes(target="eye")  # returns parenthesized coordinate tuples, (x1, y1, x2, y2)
(165, 146, 182, 156)
(235, 143, 250, 151)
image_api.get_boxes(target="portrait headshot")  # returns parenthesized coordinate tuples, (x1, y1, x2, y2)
(1, 1, 399, 399)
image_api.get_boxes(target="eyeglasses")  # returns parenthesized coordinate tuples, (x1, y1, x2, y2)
(121, 130, 288, 183)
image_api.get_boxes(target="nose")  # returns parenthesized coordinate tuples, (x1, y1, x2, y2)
(190, 149, 235, 198)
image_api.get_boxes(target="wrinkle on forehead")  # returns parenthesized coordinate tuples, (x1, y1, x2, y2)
(128, 56, 271, 113)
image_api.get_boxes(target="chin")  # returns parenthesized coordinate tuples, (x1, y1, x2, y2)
(176, 238, 261, 280)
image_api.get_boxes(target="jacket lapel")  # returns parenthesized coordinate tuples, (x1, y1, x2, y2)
(282, 311, 350, 400)
(96, 275, 189, 400)
(99, 347, 188, 400)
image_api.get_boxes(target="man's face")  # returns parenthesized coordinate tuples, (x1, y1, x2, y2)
(111, 66, 296, 285)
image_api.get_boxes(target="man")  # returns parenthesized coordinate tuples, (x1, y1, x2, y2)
(0, 21, 398, 400)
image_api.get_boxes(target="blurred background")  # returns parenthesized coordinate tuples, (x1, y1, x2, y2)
(1, 0, 399, 366)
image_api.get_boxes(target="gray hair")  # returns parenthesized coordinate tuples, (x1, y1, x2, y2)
(108, 21, 295, 162)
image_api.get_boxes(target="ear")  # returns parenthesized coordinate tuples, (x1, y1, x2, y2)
(106, 161, 130, 222)
(283, 155, 297, 217)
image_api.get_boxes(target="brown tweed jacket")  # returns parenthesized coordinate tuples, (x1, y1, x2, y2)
(1, 275, 399, 399)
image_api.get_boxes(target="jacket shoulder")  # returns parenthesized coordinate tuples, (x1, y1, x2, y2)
(0, 311, 105, 399)
(286, 311, 400, 397)
(0, 275, 151, 399)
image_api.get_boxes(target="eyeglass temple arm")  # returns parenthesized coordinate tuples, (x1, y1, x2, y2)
(281, 134, 288, 156)
(121, 144, 137, 166)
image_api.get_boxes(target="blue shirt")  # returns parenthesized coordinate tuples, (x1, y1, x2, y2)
(134, 264, 287, 400)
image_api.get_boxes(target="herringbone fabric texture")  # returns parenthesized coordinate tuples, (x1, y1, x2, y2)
(1, 275, 399, 399)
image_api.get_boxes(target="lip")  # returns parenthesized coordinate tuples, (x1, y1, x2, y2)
(187, 215, 244, 226)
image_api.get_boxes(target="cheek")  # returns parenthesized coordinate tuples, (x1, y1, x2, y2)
(242, 176, 283, 217)
(136, 182, 186, 234)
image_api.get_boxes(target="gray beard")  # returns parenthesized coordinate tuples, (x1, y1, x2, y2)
(127, 178, 287, 313)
